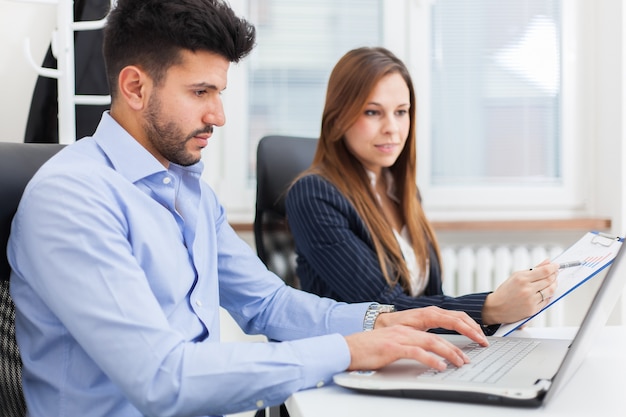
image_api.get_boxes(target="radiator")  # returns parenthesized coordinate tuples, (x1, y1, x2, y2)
(440, 244, 566, 327)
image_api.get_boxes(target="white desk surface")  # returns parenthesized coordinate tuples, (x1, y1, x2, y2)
(285, 326, 626, 417)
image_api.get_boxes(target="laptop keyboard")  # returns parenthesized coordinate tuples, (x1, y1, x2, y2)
(419, 339, 540, 384)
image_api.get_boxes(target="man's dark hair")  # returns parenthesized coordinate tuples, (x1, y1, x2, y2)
(103, 0, 256, 99)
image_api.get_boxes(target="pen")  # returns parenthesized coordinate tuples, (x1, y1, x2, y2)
(559, 260, 583, 269)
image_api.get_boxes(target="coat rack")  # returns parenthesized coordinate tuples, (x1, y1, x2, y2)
(16, 0, 113, 144)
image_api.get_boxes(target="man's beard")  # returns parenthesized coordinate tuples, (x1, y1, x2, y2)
(143, 94, 212, 167)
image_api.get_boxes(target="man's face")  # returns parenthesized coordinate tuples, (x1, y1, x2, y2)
(142, 50, 229, 167)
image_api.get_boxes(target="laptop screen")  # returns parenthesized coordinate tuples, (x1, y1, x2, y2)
(543, 235, 625, 402)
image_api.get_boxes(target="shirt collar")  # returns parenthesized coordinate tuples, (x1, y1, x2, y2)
(92, 112, 204, 183)
(365, 168, 400, 204)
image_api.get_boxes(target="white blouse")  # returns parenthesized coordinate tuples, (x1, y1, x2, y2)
(367, 169, 429, 296)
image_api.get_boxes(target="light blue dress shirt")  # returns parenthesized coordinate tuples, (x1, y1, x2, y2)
(8, 112, 367, 417)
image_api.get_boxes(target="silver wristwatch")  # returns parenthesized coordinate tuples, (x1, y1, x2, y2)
(363, 303, 396, 331)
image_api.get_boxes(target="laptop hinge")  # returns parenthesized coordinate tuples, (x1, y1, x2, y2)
(535, 379, 552, 391)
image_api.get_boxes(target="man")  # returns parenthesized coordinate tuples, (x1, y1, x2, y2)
(8, 1, 488, 416)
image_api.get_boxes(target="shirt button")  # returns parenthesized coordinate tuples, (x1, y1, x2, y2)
(195, 300, 202, 307)
(316, 381, 325, 388)
(256, 400, 264, 408)
(163, 176, 172, 184)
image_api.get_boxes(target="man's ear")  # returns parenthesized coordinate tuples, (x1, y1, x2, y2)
(117, 66, 150, 110)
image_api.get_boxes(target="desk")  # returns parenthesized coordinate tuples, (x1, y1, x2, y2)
(286, 326, 626, 417)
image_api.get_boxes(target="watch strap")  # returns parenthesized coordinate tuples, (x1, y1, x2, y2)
(363, 303, 396, 331)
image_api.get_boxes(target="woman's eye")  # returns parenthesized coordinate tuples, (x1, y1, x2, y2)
(364, 109, 379, 116)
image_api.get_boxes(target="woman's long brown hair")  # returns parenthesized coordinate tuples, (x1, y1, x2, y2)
(296, 46, 441, 292)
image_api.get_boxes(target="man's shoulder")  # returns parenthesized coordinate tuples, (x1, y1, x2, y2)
(25, 138, 124, 200)
(41, 137, 107, 172)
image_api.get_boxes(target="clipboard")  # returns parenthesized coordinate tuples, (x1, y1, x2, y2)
(494, 231, 624, 337)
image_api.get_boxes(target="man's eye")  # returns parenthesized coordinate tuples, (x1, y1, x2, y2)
(195, 90, 207, 97)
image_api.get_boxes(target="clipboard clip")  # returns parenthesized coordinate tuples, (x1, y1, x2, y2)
(591, 232, 622, 247)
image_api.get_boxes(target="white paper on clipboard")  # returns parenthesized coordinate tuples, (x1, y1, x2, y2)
(494, 231, 624, 337)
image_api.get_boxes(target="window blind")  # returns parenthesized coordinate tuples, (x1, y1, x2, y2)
(430, 0, 562, 186)
(246, 0, 382, 178)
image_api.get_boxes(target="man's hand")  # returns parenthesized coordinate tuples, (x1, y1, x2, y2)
(345, 306, 488, 372)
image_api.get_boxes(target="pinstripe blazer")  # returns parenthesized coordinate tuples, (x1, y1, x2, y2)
(286, 174, 498, 332)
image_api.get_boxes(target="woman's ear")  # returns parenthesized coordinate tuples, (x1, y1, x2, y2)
(117, 66, 150, 111)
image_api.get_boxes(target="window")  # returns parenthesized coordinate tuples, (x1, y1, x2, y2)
(209, 1, 586, 222)
(412, 0, 584, 218)
(430, 0, 561, 186)
(246, 0, 382, 180)
(210, 0, 384, 220)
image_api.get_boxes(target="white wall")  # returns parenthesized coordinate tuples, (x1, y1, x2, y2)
(0, 1, 57, 143)
(593, 0, 626, 323)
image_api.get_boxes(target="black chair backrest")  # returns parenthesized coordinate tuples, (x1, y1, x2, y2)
(0, 142, 65, 417)
(253, 135, 317, 287)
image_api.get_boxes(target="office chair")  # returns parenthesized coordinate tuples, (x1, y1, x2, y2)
(0, 142, 65, 417)
(253, 135, 318, 288)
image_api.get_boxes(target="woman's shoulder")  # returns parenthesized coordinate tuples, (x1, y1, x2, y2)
(291, 172, 335, 191)
(288, 172, 345, 202)
(287, 172, 366, 225)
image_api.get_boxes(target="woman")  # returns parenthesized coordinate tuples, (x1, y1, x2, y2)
(285, 47, 558, 333)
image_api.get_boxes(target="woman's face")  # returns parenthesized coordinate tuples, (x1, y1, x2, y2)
(343, 72, 410, 176)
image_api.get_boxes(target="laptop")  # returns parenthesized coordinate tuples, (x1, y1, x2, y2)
(333, 237, 626, 407)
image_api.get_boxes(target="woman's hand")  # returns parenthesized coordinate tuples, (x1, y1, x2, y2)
(482, 259, 559, 325)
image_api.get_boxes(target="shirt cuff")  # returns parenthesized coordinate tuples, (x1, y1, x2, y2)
(290, 333, 351, 389)
(327, 302, 371, 335)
